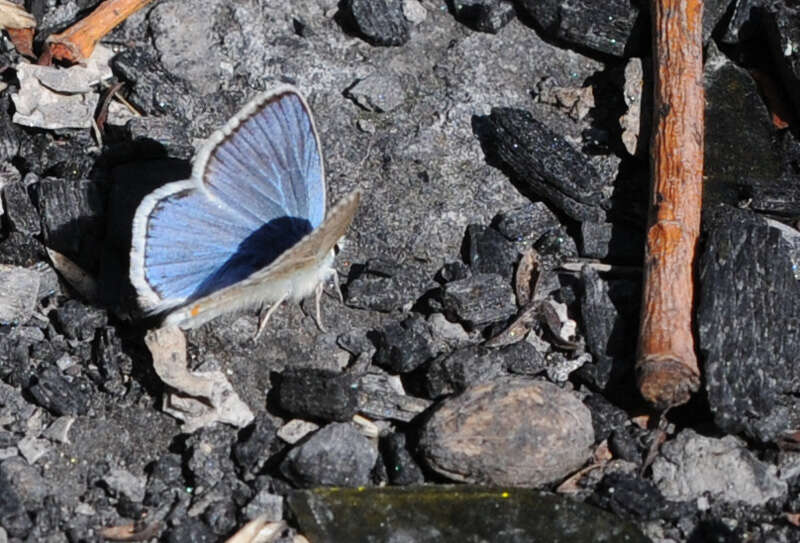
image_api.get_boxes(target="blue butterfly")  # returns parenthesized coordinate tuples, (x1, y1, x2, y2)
(130, 85, 361, 334)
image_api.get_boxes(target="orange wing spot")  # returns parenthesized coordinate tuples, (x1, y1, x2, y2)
(190, 305, 201, 317)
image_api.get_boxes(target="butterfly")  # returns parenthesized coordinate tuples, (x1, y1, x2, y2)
(129, 85, 361, 335)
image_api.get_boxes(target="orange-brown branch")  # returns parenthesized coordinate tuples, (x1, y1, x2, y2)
(636, 0, 704, 409)
(46, 0, 153, 63)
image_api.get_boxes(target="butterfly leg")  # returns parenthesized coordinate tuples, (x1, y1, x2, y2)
(331, 269, 344, 303)
(254, 292, 288, 340)
(313, 281, 327, 333)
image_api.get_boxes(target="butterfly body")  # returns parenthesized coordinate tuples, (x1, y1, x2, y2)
(130, 85, 359, 330)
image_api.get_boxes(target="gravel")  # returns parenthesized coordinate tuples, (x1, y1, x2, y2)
(0, 0, 799, 540)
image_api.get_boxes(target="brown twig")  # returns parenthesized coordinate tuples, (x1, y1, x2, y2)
(636, 0, 704, 409)
(45, 0, 153, 64)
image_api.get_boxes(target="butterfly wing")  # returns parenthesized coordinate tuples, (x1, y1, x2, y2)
(163, 190, 361, 329)
(130, 85, 325, 314)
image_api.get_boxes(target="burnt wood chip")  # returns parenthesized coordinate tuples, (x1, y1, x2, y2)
(275, 368, 360, 423)
(482, 108, 606, 222)
(27, 367, 90, 416)
(697, 205, 800, 442)
(342, 0, 410, 46)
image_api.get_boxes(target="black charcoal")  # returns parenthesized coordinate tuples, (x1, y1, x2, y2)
(424, 342, 539, 398)
(372, 315, 434, 373)
(233, 416, 279, 477)
(505, 342, 547, 376)
(440, 273, 516, 328)
(92, 327, 131, 396)
(27, 368, 90, 416)
(343, 0, 410, 46)
(30, 176, 105, 272)
(516, 0, 644, 57)
(590, 472, 686, 521)
(451, 0, 516, 33)
(16, 130, 95, 180)
(697, 205, 800, 441)
(583, 394, 629, 443)
(704, 44, 784, 208)
(465, 224, 519, 280)
(764, 2, 800, 116)
(494, 202, 560, 242)
(1, 181, 39, 236)
(579, 222, 613, 259)
(534, 225, 578, 259)
(280, 422, 378, 487)
(577, 267, 638, 390)
(52, 300, 107, 342)
(481, 108, 606, 222)
(275, 367, 360, 422)
(579, 221, 643, 262)
(608, 429, 641, 464)
(345, 259, 430, 312)
(382, 432, 424, 485)
(744, 184, 800, 217)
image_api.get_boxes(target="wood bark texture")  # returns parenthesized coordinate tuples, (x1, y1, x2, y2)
(46, 0, 153, 63)
(636, 0, 704, 409)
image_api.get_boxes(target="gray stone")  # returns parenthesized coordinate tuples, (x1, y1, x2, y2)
(102, 468, 147, 503)
(347, 73, 406, 112)
(280, 422, 378, 487)
(0, 265, 39, 325)
(244, 487, 283, 522)
(357, 371, 432, 422)
(419, 377, 594, 486)
(16, 437, 49, 465)
(149, 0, 228, 96)
(652, 429, 787, 506)
(0, 457, 51, 507)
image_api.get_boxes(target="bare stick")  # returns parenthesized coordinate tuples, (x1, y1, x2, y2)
(636, 0, 704, 409)
(45, 0, 153, 63)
